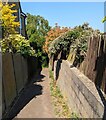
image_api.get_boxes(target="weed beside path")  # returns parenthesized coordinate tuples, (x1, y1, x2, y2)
(49, 69, 79, 119)
(49, 70, 71, 118)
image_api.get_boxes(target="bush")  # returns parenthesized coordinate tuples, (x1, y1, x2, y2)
(1, 34, 36, 57)
(48, 23, 101, 66)
(48, 30, 80, 57)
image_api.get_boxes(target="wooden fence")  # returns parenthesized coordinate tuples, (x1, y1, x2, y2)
(80, 34, 106, 94)
(49, 33, 106, 94)
(2, 53, 28, 116)
(0, 51, 2, 119)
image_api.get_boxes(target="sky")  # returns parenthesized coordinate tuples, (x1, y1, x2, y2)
(21, 2, 104, 32)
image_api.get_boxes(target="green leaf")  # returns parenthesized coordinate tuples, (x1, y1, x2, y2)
(102, 16, 106, 23)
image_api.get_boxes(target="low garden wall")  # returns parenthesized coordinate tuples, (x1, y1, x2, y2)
(54, 60, 105, 118)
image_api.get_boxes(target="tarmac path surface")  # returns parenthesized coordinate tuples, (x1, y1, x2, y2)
(8, 68, 55, 118)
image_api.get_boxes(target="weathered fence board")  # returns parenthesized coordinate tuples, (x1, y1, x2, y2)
(27, 57, 38, 79)
(0, 51, 2, 118)
(80, 34, 106, 93)
(2, 53, 39, 117)
(2, 86, 5, 115)
(21, 56, 28, 85)
(2, 53, 17, 108)
(13, 54, 24, 93)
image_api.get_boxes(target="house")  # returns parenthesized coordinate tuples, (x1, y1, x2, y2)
(0, 0, 27, 39)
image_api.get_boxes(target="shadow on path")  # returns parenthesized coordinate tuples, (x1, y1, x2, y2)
(7, 72, 45, 119)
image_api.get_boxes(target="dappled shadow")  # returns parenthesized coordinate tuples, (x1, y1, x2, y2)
(6, 72, 45, 119)
(55, 59, 62, 80)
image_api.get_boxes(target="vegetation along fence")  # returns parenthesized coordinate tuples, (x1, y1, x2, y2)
(2, 53, 28, 116)
(80, 34, 106, 94)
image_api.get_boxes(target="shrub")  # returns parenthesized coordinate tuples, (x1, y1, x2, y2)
(48, 30, 79, 57)
(1, 34, 36, 57)
(43, 24, 70, 53)
(48, 23, 101, 66)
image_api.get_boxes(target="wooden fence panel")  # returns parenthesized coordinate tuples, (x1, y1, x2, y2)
(80, 35, 106, 93)
(2, 53, 17, 108)
(2, 86, 5, 115)
(21, 56, 28, 85)
(13, 54, 24, 93)
(0, 51, 2, 118)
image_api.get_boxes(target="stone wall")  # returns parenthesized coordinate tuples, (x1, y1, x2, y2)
(54, 60, 105, 118)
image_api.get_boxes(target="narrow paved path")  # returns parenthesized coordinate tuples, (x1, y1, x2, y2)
(9, 68, 55, 118)
(17, 68, 55, 118)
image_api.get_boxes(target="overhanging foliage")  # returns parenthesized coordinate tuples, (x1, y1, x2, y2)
(49, 23, 101, 65)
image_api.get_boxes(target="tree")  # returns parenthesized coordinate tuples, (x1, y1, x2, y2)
(0, 2, 35, 57)
(49, 23, 99, 66)
(0, 1, 20, 37)
(26, 13, 51, 66)
(43, 23, 70, 53)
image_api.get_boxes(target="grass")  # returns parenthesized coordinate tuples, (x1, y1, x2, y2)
(49, 69, 79, 119)
(49, 70, 71, 118)
(71, 112, 79, 119)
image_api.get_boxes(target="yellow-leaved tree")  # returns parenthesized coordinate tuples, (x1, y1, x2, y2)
(0, 0, 20, 37)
